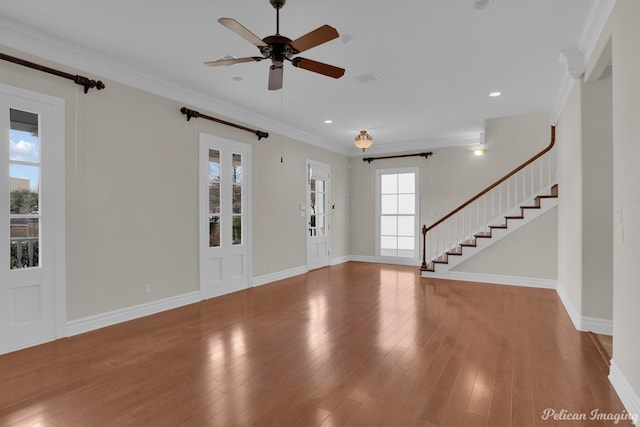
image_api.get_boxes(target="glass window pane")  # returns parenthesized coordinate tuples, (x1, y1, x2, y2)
(232, 153, 242, 215)
(398, 173, 415, 194)
(316, 180, 325, 192)
(316, 192, 324, 215)
(381, 216, 397, 235)
(10, 165, 39, 214)
(381, 236, 397, 250)
(232, 185, 241, 215)
(232, 154, 242, 185)
(10, 218, 39, 269)
(381, 174, 397, 194)
(232, 215, 242, 245)
(10, 109, 39, 162)
(398, 216, 415, 236)
(316, 214, 325, 236)
(209, 215, 220, 247)
(398, 237, 414, 250)
(398, 194, 415, 215)
(209, 149, 220, 216)
(381, 195, 397, 214)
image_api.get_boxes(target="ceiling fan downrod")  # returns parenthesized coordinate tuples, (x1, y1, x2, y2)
(270, 0, 285, 34)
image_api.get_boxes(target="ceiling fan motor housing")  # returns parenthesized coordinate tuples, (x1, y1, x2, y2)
(262, 35, 295, 62)
(270, 0, 285, 9)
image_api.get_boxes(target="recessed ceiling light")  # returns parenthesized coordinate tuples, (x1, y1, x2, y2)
(489, 91, 502, 97)
(324, 119, 333, 124)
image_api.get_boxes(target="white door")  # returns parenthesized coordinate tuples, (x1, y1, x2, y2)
(199, 133, 251, 299)
(0, 85, 65, 354)
(306, 160, 330, 270)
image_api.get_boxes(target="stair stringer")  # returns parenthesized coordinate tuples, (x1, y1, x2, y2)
(421, 195, 558, 279)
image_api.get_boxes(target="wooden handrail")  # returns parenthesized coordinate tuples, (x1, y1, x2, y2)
(425, 125, 555, 233)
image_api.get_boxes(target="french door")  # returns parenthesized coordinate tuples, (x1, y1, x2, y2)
(306, 160, 330, 270)
(0, 84, 65, 354)
(199, 133, 251, 299)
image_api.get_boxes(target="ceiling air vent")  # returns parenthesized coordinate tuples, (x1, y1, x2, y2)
(353, 72, 380, 83)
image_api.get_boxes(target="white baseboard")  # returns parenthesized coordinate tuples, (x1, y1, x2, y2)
(582, 316, 613, 336)
(66, 291, 201, 337)
(330, 256, 349, 266)
(555, 282, 613, 335)
(609, 360, 640, 425)
(252, 265, 307, 287)
(447, 271, 557, 289)
(556, 282, 582, 330)
(346, 255, 421, 267)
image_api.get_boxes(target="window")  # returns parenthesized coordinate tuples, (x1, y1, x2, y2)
(208, 149, 220, 247)
(309, 178, 326, 237)
(231, 153, 242, 245)
(9, 109, 40, 269)
(377, 169, 418, 258)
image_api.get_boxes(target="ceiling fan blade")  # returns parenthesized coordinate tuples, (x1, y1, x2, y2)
(218, 18, 268, 47)
(204, 57, 263, 67)
(289, 25, 339, 53)
(291, 57, 345, 79)
(268, 62, 284, 90)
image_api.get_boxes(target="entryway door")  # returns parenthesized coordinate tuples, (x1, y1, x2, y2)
(306, 160, 331, 270)
(199, 133, 251, 299)
(0, 84, 66, 355)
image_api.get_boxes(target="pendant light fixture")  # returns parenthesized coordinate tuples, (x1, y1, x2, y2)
(354, 130, 373, 152)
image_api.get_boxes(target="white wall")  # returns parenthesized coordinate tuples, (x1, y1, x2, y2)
(556, 0, 640, 415)
(589, 0, 640, 412)
(557, 81, 584, 320)
(0, 46, 350, 321)
(582, 76, 613, 320)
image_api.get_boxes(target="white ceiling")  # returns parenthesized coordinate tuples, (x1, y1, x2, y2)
(0, 0, 596, 155)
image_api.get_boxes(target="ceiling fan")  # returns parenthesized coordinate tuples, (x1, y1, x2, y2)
(205, 0, 345, 90)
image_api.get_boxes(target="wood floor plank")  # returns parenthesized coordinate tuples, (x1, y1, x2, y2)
(0, 262, 633, 426)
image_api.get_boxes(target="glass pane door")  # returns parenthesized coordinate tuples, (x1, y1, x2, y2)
(9, 109, 41, 269)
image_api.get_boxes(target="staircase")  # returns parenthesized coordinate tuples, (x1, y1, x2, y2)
(421, 126, 557, 277)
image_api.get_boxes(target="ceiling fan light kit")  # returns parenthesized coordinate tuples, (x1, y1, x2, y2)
(205, 0, 345, 90)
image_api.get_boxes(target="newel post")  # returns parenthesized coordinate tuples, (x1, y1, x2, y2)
(421, 225, 427, 270)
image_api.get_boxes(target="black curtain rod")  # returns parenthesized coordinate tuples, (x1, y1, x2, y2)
(180, 107, 269, 141)
(363, 151, 433, 163)
(0, 52, 105, 94)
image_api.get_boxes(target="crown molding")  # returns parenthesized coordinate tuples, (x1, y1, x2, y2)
(550, 0, 615, 123)
(578, 0, 616, 61)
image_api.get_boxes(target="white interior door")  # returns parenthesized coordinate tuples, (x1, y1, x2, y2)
(306, 160, 331, 270)
(199, 133, 251, 299)
(0, 85, 65, 354)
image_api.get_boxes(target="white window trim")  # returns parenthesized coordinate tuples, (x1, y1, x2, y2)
(375, 167, 420, 266)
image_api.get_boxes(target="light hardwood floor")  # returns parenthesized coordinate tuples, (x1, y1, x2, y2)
(0, 262, 633, 426)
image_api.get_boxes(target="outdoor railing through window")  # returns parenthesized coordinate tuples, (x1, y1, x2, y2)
(10, 237, 39, 269)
